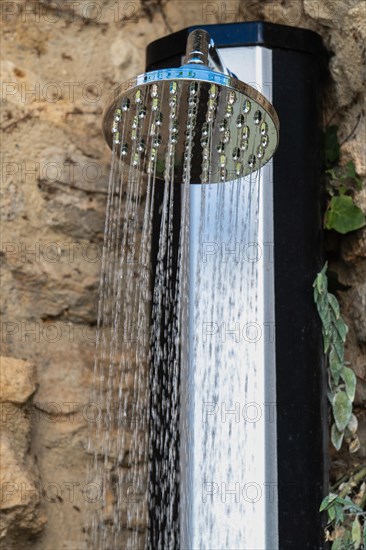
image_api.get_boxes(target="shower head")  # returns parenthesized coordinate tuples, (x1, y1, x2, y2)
(102, 29, 279, 183)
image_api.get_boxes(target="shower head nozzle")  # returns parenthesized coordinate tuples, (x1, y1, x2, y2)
(102, 30, 279, 183)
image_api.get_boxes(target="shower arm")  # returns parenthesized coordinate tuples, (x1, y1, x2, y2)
(183, 29, 235, 77)
(208, 40, 236, 77)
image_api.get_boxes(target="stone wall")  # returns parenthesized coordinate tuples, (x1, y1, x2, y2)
(1, 0, 365, 548)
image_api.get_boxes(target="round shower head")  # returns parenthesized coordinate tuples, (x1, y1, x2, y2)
(102, 31, 279, 183)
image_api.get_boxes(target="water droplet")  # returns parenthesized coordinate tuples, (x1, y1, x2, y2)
(170, 81, 178, 95)
(219, 119, 228, 132)
(254, 110, 262, 124)
(155, 112, 163, 126)
(222, 130, 230, 144)
(202, 123, 209, 137)
(201, 136, 208, 147)
(151, 84, 159, 98)
(114, 108, 122, 122)
(240, 138, 249, 151)
(208, 98, 216, 112)
(235, 162, 243, 176)
(260, 121, 268, 135)
(189, 82, 198, 96)
(261, 134, 269, 148)
(122, 98, 130, 111)
(153, 135, 162, 147)
(242, 125, 250, 139)
(137, 140, 145, 152)
(236, 114, 245, 128)
(243, 99, 251, 113)
(232, 148, 241, 160)
(248, 154, 256, 168)
(225, 105, 234, 118)
(139, 106, 147, 118)
(216, 141, 225, 153)
(209, 84, 218, 99)
(227, 90, 236, 105)
(121, 143, 129, 156)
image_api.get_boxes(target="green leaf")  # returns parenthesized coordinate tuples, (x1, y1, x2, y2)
(341, 367, 357, 402)
(320, 492, 338, 511)
(331, 422, 344, 451)
(318, 303, 331, 332)
(332, 334, 345, 363)
(328, 293, 340, 319)
(334, 503, 345, 524)
(325, 195, 366, 234)
(333, 391, 352, 431)
(315, 270, 327, 295)
(352, 517, 361, 549)
(324, 125, 340, 168)
(323, 331, 332, 354)
(328, 505, 336, 522)
(329, 346, 343, 384)
(335, 316, 348, 342)
(331, 538, 342, 550)
(327, 390, 335, 404)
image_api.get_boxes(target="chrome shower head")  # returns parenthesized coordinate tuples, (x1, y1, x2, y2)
(102, 29, 279, 183)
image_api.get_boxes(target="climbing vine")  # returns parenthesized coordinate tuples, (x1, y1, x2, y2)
(315, 124, 365, 548)
(313, 263, 359, 453)
(314, 264, 365, 548)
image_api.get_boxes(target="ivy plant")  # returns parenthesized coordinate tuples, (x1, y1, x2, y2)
(313, 263, 359, 452)
(323, 126, 365, 234)
(314, 264, 365, 548)
(319, 467, 366, 549)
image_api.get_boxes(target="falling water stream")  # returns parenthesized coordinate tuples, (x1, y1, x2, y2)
(85, 76, 273, 549)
